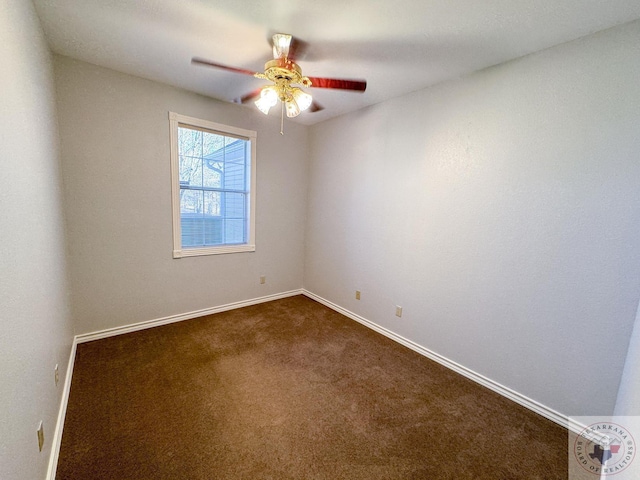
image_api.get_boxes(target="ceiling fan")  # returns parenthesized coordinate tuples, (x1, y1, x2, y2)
(192, 33, 367, 132)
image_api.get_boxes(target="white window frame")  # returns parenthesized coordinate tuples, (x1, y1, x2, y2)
(169, 112, 256, 258)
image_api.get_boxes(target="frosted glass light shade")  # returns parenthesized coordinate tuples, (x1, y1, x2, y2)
(292, 88, 312, 112)
(255, 86, 278, 115)
(255, 84, 312, 118)
(285, 100, 300, 118)
(272, 34, 292, 59)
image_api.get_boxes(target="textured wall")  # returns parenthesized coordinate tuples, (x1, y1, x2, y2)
(305, 21, 640, 417)
(0, 1, 74, 479)
(54, 56, 309, 335)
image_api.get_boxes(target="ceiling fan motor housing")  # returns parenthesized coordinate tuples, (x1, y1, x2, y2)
(259, 59, 312, 88)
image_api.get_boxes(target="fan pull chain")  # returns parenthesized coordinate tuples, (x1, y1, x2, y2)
(280, 102, 285, 135)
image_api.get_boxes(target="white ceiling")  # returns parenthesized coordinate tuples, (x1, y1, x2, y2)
(34, 0, 640, 125)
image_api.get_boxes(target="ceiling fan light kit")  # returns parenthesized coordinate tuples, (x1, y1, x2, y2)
(254, 56, 314, 118)
(192, 33, 367, 133)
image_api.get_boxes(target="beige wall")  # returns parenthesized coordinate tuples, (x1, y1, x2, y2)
(0, 1, 74, 479)
(54, 56, 309, 335)
(305, 20, 640, 417)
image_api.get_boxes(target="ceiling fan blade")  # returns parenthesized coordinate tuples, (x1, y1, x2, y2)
(306, 77, 367, 92)
(309, 101, 324, 113)
(234, 88, 263, 104)
(192, 57, 258, 76)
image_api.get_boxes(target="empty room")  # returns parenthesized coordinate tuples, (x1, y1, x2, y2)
(2, 1, 640, 479)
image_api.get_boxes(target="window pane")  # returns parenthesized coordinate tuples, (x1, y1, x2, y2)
(180, 189, 203, 246)
(180, 189, 203, 214)
(179, 155, 203, 187)
(203, 191, 220, 217)
(223, 144, 247, 190)
(202, 131, 225, 157)
(224, 219, 245, 244)
(181, 218, 202, 247)
(222, 192, 246, 244)
(223, 192, 245, 218)
(178, 127, 202, 158)
(202, 161, 221, 189)
(203, 217, 223, 245)
(202, 131, 224, 188)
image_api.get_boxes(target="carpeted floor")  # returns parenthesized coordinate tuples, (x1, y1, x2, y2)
(56, 295, 569, 479)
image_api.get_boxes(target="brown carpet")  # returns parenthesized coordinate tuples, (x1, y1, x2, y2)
(56, 295, 568, 479)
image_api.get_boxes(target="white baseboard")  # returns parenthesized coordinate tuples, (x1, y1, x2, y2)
(302, 289, 579, 434)
(46, 339, 77, 480)
(75, 289, 304, 344)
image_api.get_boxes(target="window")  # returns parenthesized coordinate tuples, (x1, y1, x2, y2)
(169, 112, 256, 257)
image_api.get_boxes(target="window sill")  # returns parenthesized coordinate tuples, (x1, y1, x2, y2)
(173, 244, 256, 258)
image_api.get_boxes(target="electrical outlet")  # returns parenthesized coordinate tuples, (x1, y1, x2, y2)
(37, 421, 44, 452)
(54, 364, 59, 386)
(395, 306, 403, 317)
(260, 275, 266, 284)
(355, 290, 361, 300)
